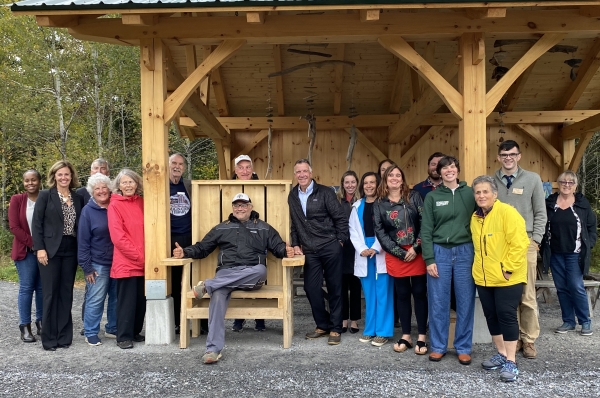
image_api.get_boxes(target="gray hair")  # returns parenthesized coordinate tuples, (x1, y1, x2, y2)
(169, 153, 186, 164)
(294, 158, 313, 172)
(112, 169, 143, 196)
(86, 173, 112, 195)
(472, 175, 498, 194)
(558, 170, 578, 186)
(91, 158, 109, 171)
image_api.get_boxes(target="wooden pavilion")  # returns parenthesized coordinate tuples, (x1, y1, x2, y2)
(11, 0, 600, 343)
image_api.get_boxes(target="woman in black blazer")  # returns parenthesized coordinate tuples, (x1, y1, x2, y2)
(32, 160, 83, 351)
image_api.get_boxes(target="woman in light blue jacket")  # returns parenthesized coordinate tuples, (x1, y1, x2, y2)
(349, 172, 393, 347)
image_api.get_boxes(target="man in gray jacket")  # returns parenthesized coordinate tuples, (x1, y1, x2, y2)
(494, 140, 547, 359)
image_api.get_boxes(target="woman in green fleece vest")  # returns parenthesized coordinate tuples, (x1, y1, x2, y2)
(421, 156, 477, 365)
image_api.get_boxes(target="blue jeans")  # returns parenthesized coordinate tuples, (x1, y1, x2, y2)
(550, 253, 590, 326)
(15, 252, 43, 325)
(428, 242, 475, 355)
(83, 264, 117, 337)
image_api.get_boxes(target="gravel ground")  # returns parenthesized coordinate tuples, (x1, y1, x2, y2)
(1, 280, 599, 397)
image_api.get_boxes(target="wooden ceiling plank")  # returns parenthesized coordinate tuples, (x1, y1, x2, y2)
(360, 9, 380, 22)
(400, 126, 444, 169)
(333, 44, 345, 116)
(568, 131, 595, 171)
(235, 129, 270, 158)
(379, 35, 463, 120)
(579, 6, 600, 17)
(504, 61, 536, 112)
(486, 33, 566, 116)
(515, 124, 562, 167)
(36, 15, 78, 27)
(122, 14, 158, 26)
(390, 61, 408, 114)
(556, 38, 600, 110)
(562, 113, 600, 140)
(163, 39, 245, 126)
(465, 7, 506, 19)
(345, 127, 387, 162)
(273, 44, 285, 116)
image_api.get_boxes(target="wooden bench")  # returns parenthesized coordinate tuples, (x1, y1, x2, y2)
(165, 180, 304, 349)
(535, 279, 600, 317)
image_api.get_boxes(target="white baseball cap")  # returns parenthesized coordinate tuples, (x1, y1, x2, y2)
(231, 193, 252, 203)
(234, 155, 252, 166)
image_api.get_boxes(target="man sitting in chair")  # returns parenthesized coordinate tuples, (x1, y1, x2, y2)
(172, 192, 294, 364)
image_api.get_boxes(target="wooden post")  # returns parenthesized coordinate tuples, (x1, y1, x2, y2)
(458, 33, 487, 185)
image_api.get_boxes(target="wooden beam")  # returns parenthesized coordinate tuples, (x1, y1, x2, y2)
(246, 12, 265, 24)
(234, 130, 270, 158)
(459, 32, 487, 185)
(388, 59, 459, 143)
(390, 61, 408, 114)
(400, 126, 444, 169)
(466, 7, 506, 19)
(200, 46, 212, 105)
(515, 124, 562, 167)
(36, 15, 78, 28)
(569, 131, 595, 172)
(562, 113, 600, 140)
(556, 38, 600, 110)
(273, 44, 285, 116)
(165, 46, 230, 141)
(209, 47, 230, 117)
(422, 41, 436, 93)
(580, 6, 600, 17)
(360, 9, 381, 22)
(486, 33, 566, 116)
(163, 39, 245, 126)
(214, 140, 231, 179)
(68, 9, 600, 46)
(122, 14, 158, 26)
(219, 114, 399, 131)
(504, 61, 536, 111)
(472, 36, 485, 65)
(141, 41, 155, 71)
(433, 110, 600, 126)
(175, 119, 196, 141)
(333, 44, 345, 116)
(345, 127, 387, 162)
(184, 45, 201, 100)
(563, 138, 576, 171)
(379, 35, 463, 120)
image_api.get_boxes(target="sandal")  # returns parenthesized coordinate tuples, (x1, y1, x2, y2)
(393, 338, 413, 353)
(414, 340, 428, 355)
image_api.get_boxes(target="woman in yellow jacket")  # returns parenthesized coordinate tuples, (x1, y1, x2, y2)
(471, 175, 528, 383)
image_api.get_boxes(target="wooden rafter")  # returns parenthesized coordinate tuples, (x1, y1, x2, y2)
(580, 6, 600, 17)
(379, 35, 463, 120)
(234, 130, 270, 158)
(122, 14, 158, 26)
(421, 42, 436, 94)
(390, 61, 408, 114)
(562, 113, 600, 140)
(163, 39, 245, 126)
(556, 38, 600, 110)
(465, 7, 506, 19)
(359, 9, 380, 22)
(273, 44, 285, 116)
(486, 33, 566, 116)
(36, 15, 78, 27)
(515, 124, 562, 167)
(209, 47, 230, 117)
(504, 61, 536, 111)
(569, 131, 595, 171)
(246, 12, 265, 24)
(184, 45, 201, 101)
(432, 110, 600, 126)
(344, 127, 387, 162)
(400, 126, 444, 169)
(199, 46, 212, 105)
(333, 44, 345, 116)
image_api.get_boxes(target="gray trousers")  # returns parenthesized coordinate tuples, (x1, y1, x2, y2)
(205, 264, 267, 353)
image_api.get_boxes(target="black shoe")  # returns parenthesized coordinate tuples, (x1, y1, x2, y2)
(58, 344, 70, 349)
(80, 328, 85, 336)
(118, 340, 134, 349)
(350, 327, 359, 334)
(20, 324, 36, 343)
(133, 334, 145, 342)
(394, 321, 401, 328)
(232, 319, 245, 332)
(174, 326, 180, 335)
(43, 346, 56, 351)
(341, 327, 348, 334)
(254, 320, 266, 331)
(35, 320, 42, 336)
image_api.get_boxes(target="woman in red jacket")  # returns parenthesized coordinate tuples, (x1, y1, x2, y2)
(108, 169, 145, 349)
(9, 170, 43, 342)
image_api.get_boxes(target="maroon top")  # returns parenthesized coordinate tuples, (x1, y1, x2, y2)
(8, 193, 33, 261)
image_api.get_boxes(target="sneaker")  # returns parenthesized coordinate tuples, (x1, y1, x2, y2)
(328, 331, 341, 345)
(482, 352, 507, 370)
(581, 321, 593, 336)
(85, 335, 102, 346)
(133, 334, 145, 342)
(232, 319, 245, 332)
(104, 331, 117, 339)
(499, 360, 519, 382)
(555, 322, 576, 334)
(359, 335, 374, 343)
(193, 281, 207, 298)
(522, 342, 537, 359)
(202, 351, 222, 364)
(254, 320, 266, 331)
(371, 336, 388, 347)
(117, 340, 133, 349)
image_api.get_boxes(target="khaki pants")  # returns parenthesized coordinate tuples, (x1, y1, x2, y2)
(517, 238, 540, 343)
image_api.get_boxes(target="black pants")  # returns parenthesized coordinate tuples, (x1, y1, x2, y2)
(304, 241, 344, 333)
(170, 233, 192, 327)
(477, 283, 524, 342)
(116, 276, 146, 342)
(38, 236, 78, 350)
(395, 274, 428, 335)
(342, 273, 362, 321)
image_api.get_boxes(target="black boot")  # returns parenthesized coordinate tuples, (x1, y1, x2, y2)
(35, 320, 42, 336)
(20, 324, 36, 343)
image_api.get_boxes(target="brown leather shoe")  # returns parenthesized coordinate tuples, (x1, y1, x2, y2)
(516, 339, 523, 352)
(429, 352, 446, 362)
(328, 331, 341, 345)
(305, 328, 329, 339)
(522, 342, 537, 359)
(458, 354, 472, 365)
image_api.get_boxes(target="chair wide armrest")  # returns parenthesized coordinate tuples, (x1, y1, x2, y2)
(161, 258, 194, 267)
(282, 255, 305, 267)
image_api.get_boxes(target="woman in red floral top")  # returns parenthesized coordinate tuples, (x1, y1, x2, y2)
(373, 163, 427, 355)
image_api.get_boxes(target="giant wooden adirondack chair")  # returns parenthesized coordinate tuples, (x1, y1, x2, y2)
(164, 180, 304, 349)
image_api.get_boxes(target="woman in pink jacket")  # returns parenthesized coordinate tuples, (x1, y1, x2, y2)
(108, 169, 145, 349)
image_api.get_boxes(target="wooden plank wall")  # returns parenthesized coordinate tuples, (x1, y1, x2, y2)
(232, 124, 561, 187)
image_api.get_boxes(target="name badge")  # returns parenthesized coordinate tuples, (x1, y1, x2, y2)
(512, 188, 524, 195)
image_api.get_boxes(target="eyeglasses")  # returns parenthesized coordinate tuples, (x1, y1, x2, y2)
(120, 180, 136, 186)
(499, 153, 520, 159)
(558, 181, 576, 186)
(232, 203, 249, 209)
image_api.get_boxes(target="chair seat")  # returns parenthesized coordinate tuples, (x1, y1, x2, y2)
(186, 284, 284, 299)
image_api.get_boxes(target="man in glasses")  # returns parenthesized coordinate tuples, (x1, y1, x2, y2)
(493, 140, 547, 359)
(172, 193, 294, 364)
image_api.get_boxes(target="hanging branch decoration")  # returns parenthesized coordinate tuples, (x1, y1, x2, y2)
(268, 60, 355, 78)
(347, 124, 357, 171)
(303, 113, 317, 165)
(265, 82, 274, 179)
